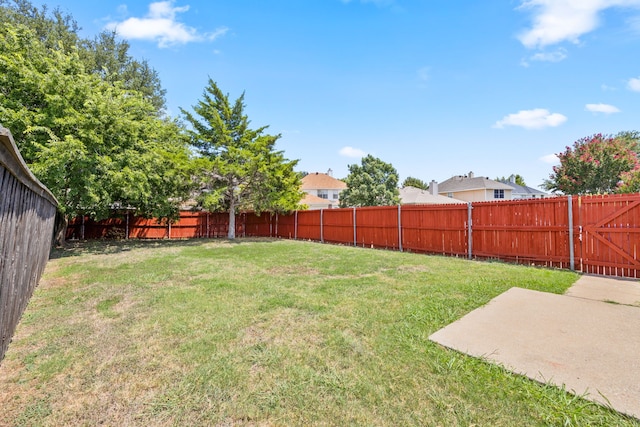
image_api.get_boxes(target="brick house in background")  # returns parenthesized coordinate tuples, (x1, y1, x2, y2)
(300, 169, 347, 209)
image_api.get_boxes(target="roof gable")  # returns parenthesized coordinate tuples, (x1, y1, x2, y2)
(498, 180, 548, 195)
(301, 173, 347, 190)
(439, 175, 513, 192)
(300, 193, 332, 204)
(399, 186, 465, 204)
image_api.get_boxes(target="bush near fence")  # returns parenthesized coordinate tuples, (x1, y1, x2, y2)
(0, 127, 57, 363)
(68, 193, 640, 278)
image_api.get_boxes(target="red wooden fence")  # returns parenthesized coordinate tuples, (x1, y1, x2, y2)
(66, 194, 640, 278)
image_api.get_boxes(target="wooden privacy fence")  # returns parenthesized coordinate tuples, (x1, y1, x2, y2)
(0, 127, 57, 363)
(67, 193, 640, 278)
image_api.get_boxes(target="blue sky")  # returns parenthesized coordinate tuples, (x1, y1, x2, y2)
(30, 0, 640, 188)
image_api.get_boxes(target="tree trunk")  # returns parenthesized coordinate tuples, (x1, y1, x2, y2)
(52, 212, 68, 248)
(228, 196, 236, 239)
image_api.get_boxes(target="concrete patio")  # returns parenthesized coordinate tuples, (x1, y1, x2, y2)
(429, 274, 640, 419)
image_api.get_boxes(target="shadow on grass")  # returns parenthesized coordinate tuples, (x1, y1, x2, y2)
(49, 237, 280, 259)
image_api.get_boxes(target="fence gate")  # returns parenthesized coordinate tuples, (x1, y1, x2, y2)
(578, 195, 640, 278)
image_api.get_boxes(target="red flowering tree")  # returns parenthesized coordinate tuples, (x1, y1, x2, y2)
(543, 133, 640, 194)
(618, 169, 640, 193)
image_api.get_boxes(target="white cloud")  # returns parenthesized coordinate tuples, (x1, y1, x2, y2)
(585, 103, 621, 113)
(530, 48, 567, 62)
(339, 146, 366, 158)
(417, 66, 430, 82)
(628, 77, 640, 91)
(493, 108, 567, 130)
(105, 1, 228, 48)
(540, 153, 559, 164)
(517, 0, 640, 49)
(521, 48, 567, 66)
(417, 66, 430, 88)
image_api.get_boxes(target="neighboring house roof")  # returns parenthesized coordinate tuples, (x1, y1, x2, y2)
(300, 193, 334, 210)
(301, 173, 347, 190)
(301, 193, 331, 205)
(438, 174, 513, 193)
(399, 186, 465, 205)
(498, 180, 548, 197)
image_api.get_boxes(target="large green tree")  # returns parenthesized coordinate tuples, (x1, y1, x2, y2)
(0, 0, 166, 111)
(80, 31, 167, 111)
(340, 155, 400, 207)
(181, 78, 303, 239)
(0, 0, 80, 52)
(402, 176, 429, 190)
(543, 133, 640, 195)
(0, 21, 192, 244)
(496, 174, 527, 186)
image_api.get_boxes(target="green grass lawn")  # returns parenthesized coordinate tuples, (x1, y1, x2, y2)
(0, 239, 637, 426)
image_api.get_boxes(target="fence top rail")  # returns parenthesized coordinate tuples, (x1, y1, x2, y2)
(470, 196, 569, 207)
(401, 203, 469, 211)
(576, 193, 640, 202)
(0, 126, 58, 207)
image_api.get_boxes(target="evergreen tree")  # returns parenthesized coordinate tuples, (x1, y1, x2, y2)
(402, 176, 429, 190)
(181, 78, 303, 239)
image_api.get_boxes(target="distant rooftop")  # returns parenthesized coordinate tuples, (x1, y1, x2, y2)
(301, 172, 347, 190)
(498, 177, 548, 196)
(399, 186, 465, 205)
(439, 172, 512, 193)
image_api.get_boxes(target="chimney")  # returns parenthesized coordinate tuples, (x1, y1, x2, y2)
(429, 180, 438, 195)
(327, 168, 333, 177)
(468, 171, 474, 178)
(509, 174, 516, 184)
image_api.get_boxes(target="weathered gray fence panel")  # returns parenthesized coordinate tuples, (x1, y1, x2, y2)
(0, 127, 57, 363)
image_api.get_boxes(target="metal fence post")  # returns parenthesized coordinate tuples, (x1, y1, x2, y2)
(467, 202, 473, 260)
(568, 195, 575, 271)
(398, 204, 403, 252)
(353, 207, 357, 247)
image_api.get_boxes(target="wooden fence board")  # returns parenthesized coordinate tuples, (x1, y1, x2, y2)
(401, 204, 468, 256)
(296, 210, 321, 241)
(355, 206, 400, 250)
(244, 213, 272, 237)
(322, 209, 354, 245)
(275, 213, 296, 239)
(578, 194, 640, 278)
(471, 198, 573, 269)
(1, 127, 57, 363)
